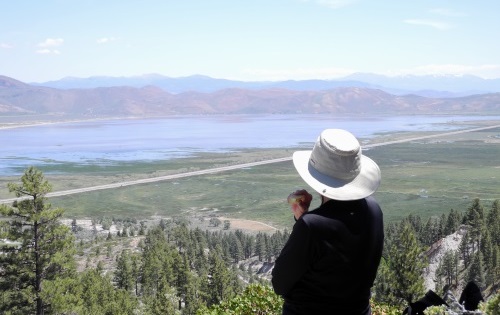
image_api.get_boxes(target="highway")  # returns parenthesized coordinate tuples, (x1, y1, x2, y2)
(1, 123, 499, 205)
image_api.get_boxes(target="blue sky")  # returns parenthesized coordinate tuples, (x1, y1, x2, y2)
(1, 0, 500, 83)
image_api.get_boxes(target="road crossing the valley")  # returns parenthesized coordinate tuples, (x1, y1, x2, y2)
(1, 123, 499, 204)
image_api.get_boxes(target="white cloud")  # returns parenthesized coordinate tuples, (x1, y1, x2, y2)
(404, 19, 452, 30)
(36, 49, 61, 55)
(0, 43, 13, 49)
(37, 38, 64, 48)
(35, 38, 63, 54)
(429, 8, 465, 17)
(300, 0, 357, 9)
(97, 37, 117, 44)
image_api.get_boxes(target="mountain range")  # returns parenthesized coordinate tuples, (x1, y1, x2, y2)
(32, 73, 500, 97)
(1, 74, 500, 118)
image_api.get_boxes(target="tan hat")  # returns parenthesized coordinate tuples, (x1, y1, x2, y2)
(293, 129, 381, 200)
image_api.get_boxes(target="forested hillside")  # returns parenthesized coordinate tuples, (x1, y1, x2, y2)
(1, 167, 499, 314)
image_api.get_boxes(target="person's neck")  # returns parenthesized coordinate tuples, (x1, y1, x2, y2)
(321, 195, 331, 205)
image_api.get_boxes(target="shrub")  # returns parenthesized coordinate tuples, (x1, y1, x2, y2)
(197, 284, 282, 315)
(197, 284, 406, 315)
(423, 305, 448, 315)
(370, 299, 401, 315)
(480, 292, 500, 315)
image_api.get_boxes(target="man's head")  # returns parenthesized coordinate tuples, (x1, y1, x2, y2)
(292, 129, 381, 201)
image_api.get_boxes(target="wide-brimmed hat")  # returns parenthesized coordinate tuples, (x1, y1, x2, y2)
(293, 129, 381, 201)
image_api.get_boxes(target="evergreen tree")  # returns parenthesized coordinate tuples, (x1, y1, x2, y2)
(407, 214, 423, 236)
(131, 253, 142, 296)
(0, 167, 76, 315)
(115, 249, 134, 292)
(444, 208, 461, 236)
(182, 272, 205, 315)
(438, 213, 447, 239)
(194, 245, 208, 274)
(487, 199, 500, 244)
(229, 232, 244, 263)
(384, 222, 427, 305)
(79, 268, 138, 314)
(173, 254, 189, 307)
(141, 227, 177, 297)
(143, 275, 177, 315)
(469, 208, 485, 253)
(459, 229, 472, 269)
(41, 275, 83, 314)
(172, 223, 190, 253)
(243, 234, 255, 259)
(480, 231, 494, 277)
(436, 250, 457, 288)
(207, 250, 233, 306)
(421, 217, 441, 246)
(464, 198, 485, 224)
(491, 245, 500, 287)
(467, 251, 485, 288)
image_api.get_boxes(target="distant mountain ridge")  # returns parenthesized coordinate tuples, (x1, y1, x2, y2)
(30, 73, 500, 97)
(1, 75, 499, 117)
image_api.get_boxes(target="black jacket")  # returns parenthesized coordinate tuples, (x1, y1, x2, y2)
(272, 196, 384, 315)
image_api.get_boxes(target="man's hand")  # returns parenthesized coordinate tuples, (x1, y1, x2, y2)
(287, 189, 312, 220)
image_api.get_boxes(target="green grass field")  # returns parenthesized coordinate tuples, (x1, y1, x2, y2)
(1, 127, 499, 228)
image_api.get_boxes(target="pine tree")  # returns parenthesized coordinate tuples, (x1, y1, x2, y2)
(207, 250, 233, 306)
(229, 232, 244, 263)
(183, 272, 205, 315)
(444, 208, 461, 235)
(437, 250, 457, 287)
(464, 198, 485, 224)
(467, 251, 485, 288)
(491, 245, 500, 287)
(460, 229, 472, 269)
(422, 217, 440, 246)
(115, 249, 134, 292)
(469, 208, 485, 253)
(143, 275, 177, 315)
(407, 214, 423, 236)
(438, 213, 447, 239)
(141, 226, 177, 297)
(131, 253, 142, 296)
(79, 268, 138, 314)
(385, 222, 427, 305)
(487, 199, 500, 244)
(481, 231, 494, 279)
(243, 234, 255, 259)
(0, 167, 76, 315)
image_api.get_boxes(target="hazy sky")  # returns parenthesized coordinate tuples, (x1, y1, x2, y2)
(2, 0, 499, 83)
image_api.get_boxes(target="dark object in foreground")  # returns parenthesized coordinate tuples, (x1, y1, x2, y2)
(403, 281, 484, 314)
(403, 290, 448, 315)
(459, 281, 484, 311)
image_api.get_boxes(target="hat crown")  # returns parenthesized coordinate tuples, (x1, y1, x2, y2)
(309, 129, 361, 180)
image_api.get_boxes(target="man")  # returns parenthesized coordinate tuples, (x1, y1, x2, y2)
(272, 129, 384, 315)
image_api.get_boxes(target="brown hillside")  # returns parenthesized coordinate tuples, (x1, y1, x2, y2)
(1, 76, 499, 117)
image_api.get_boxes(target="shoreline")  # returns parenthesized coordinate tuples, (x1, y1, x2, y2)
(2, 113, 500, 130)
(0, 115, 144, 130)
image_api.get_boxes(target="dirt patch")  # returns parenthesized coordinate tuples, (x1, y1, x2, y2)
(219, 217, 277, 232)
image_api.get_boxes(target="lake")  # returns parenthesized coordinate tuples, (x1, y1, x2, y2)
(1, 114, 499, 175)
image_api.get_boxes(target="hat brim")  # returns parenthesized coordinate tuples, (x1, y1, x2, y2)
(293, 150, 381, 201)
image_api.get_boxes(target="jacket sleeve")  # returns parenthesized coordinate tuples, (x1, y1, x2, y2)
(271, 218, 311, 296)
